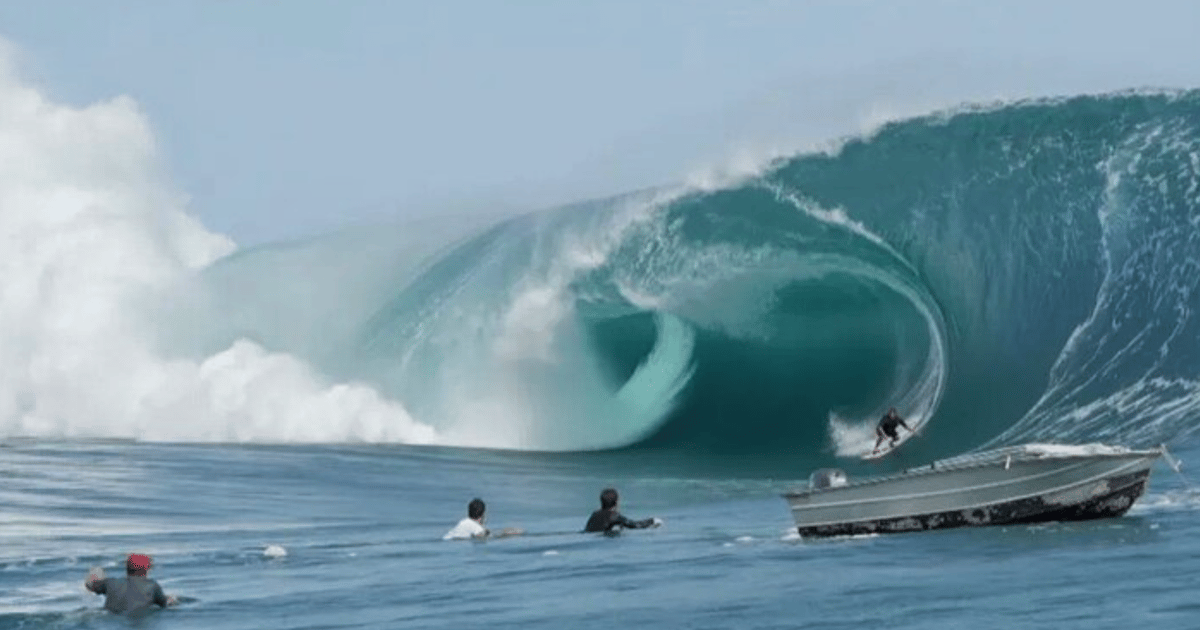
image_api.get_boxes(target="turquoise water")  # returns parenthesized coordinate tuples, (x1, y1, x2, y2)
(6, 90, 1200, 627)
(172, 90, 1200, 462)
(1, 440, 1197, 629)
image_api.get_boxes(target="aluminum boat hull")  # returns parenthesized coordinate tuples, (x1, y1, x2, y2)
(784, 444, 1161, 537)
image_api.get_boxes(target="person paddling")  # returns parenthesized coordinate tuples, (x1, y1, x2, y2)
(583, 488, 662, 533)
(443, 498, 523, 540)
(84, 553, 177, 614)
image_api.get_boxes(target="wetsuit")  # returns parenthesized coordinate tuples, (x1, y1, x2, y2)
(878, 413, 909, 440)
(584, 508, 656, 533)
(89, 576, 170, 614)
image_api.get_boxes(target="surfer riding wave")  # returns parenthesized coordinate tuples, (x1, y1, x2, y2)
(872, 408, 911, 456)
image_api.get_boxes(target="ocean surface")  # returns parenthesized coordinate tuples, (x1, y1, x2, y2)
(4, 74, 1200, 628)
(1, 440, 1198, 629)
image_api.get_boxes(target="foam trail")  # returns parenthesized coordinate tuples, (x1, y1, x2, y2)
(763, 188, 946, 457)
(0, 42, 437, 444)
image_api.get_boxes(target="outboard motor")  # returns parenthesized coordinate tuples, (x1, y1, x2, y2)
(808, 468, 848, 491)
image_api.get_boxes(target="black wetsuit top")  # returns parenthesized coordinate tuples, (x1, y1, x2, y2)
(878, 414, 909, 438)
(584, 508, 655, 533)
(90, 576, 170, 614)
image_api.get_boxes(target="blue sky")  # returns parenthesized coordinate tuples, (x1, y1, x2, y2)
(3, 1, 1199, 245)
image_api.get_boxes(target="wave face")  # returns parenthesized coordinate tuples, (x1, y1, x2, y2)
(4, 53, 1200, 466)
(200, 90, 1200, 461)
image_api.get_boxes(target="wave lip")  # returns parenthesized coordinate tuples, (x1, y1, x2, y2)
(335, 176, 949, 457)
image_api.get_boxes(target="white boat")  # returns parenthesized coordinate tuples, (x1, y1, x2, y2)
(784, 443, 1164, 537)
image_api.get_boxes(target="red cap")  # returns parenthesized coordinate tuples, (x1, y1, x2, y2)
(126, 554, 152, 573)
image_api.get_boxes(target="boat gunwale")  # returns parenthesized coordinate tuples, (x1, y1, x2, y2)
(782, 446, 1162, 500)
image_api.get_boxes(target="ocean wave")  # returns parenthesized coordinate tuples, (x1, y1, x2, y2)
(3, 42, 1198, 465)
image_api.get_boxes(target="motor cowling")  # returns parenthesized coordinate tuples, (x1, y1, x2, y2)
(808, 468, 848, 491)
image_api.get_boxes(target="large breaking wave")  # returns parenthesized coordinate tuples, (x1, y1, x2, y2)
(3, 44, 1199, 465)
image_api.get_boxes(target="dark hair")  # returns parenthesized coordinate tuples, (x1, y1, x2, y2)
(600, 488, 619, 510)
(468, 498, 486, 520)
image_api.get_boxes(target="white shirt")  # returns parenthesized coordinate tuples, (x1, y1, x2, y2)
(443, 517, 487, 540)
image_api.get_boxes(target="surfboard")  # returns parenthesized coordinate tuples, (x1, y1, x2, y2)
(861, 427, 920, 460)
(861, 445, 895, 461)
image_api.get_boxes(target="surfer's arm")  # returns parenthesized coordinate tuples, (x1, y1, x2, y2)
(152, 584, 177, 608)
(616, 515, 659, 529)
